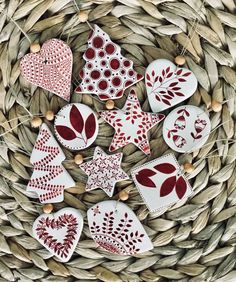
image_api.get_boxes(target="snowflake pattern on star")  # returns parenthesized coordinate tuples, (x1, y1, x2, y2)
(75, 25, 143, 100)
(99, 89, 165, 155)
(79, 147, 129, 197)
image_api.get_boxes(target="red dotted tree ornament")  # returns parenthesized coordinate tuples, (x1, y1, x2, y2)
(75, 25, 143, 100)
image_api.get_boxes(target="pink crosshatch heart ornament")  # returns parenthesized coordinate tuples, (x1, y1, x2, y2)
(131, 154, 193, 212)
(54, 103, 98, 150)
(163, 105, 211, 153)
(20, 39, 72, 101)
(87, 201, 153, 255)
(33, 208, 83, 262)
(99, 89, 165, 155)
(79, 147, 129, 197)
(27, 123, 75, 203)
(145, 59, 198, 112)
(75, 24, 143, 100)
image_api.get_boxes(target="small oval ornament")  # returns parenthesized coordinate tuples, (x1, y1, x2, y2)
(145, 59, 198, 112)
(163, 105, 211, 153)
(54, 103, 98, 150)
(87, 200, 153, 255)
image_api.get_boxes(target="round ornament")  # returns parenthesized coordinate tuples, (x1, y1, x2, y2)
(54, 103, 98, 150)
(163, 105, 211, 153)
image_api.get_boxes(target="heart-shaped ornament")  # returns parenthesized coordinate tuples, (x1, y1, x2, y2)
(145, 59, 198, 112)
(87, 200, 153, 255)
(33, 208, 83, 262)
(163, 105, 211, 153)
(20, 39, 72, 101)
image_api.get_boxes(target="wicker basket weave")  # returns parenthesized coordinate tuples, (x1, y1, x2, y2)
(0, 0, 236, 281)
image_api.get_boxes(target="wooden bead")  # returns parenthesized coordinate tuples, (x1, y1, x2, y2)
(45, 110, 55, 121)
(105, 100, 115, 110)
(119, 190, 129, 201)
(175, 55, 186, 66)
(74, 154, 84, 165)
(31, 117, 42, 128)
(43, 203, 54, 214)
(183, 162, 195, 173)
(30, 43, 41, 53)
(211, 100, 222, 112)
(78, 10, 88, 22)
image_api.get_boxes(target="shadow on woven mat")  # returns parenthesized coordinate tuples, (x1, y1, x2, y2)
(0, 0, 236, 281)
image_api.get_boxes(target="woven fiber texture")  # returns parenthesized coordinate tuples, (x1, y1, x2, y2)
(0, 0, 236, 281)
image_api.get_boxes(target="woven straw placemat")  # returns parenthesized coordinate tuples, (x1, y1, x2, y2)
(0, 0, 236, 281)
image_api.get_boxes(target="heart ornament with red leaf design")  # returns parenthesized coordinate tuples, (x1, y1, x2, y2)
(33, 208, 83, 262)
(163, 105, 211, 153)
(131, 154, 192, 212)
(54, 103, 98, 150)
(145, 59, 198, 112)
(20, 39, 72, 101)
(87, 201, 153, 255)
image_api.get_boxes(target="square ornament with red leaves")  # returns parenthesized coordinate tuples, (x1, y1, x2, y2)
(131, 154, 192, 212)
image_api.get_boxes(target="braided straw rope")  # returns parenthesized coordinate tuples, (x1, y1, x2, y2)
(0, 0, 236, 281)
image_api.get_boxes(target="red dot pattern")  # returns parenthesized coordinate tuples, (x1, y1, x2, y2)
(76, 25, 143, 100)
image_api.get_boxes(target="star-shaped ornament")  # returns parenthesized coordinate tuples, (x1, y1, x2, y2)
(100, 89, 165, 155)
(79, 147, 129, 197)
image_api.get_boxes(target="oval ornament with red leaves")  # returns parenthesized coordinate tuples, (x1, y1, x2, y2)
(145, 59, 198, 112)
(163, 105, 211, 153)
(54, 103, 98, 150)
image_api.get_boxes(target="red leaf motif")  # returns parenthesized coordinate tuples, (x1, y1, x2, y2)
(147, 82, 153, 87)
(55, 125, 76, 140)
(166, 66, 170, 73)
(175, 176, 187, 199)
(183, 72, 191, 77)
(70, 105, 84, 134)
(175, 92, 185, 96)
(135, 169, 156, 188)
(154, 76, 159, 82)
(160, 176, 176, 197)
(176, 69, 183, 75)
(85, 113, 96, 139)
(146, 73, 151, 81)
(169, 82, 178, 87)
(152, 70, 155, 77)
(195, 135, 202, 139)
(162, 98, 171, 106)
(162, 69, 165, 76)
(178, 78, 186, 82)
(155, 95, 161, 101)
(190, 132, 195, 138)
(154, 163, 176, 174)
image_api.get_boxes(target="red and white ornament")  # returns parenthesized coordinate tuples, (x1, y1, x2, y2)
(131, 154, 192, 212)
(54, 103, 98, 150)
(33, 208, 83, 262)
(27, 123, 75, 203)
(79, 147, 129, 197)
(20, 39, 72, 101)
(87, 201, 153, 255)
(75, 25, 143, 100)
(146, 59, 197, 112)
(163, 105, 211, 153)
(99, 89, 165, 155)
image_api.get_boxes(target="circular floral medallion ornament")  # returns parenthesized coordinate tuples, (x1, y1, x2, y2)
(163, 105, 211, 153)
(54, 103, 98, 150)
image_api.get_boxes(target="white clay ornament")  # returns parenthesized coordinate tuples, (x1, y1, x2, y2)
(131, 154, 192, 212)
(20, 39, 73, 101)
(87, 201, 153, 255)
(27, 123, 75, 203)
(163, 105, 211, 153)
(80, 147, 129, 197)
(54, 103, 98, 150)
(33, 208, 83, 262)
(100, 89, 165, 155)
(75, 25, 143, 100)
(146, 59, 198, 112)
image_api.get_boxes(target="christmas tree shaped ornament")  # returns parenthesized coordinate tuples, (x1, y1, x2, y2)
(145, 59, 198, 112)
(99, 89, 165, 155)
(79, 147, 129, 197)
(54, 103, 98, 150)
(163, 105, 211, 153)
(33, 208, 83, 262)
(87, 200, 153, 255)
(27, 123, 75, 203)
(20, 39, 73, 101)
(131, 154, 192, 212)
(75, 25, 143, 101)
